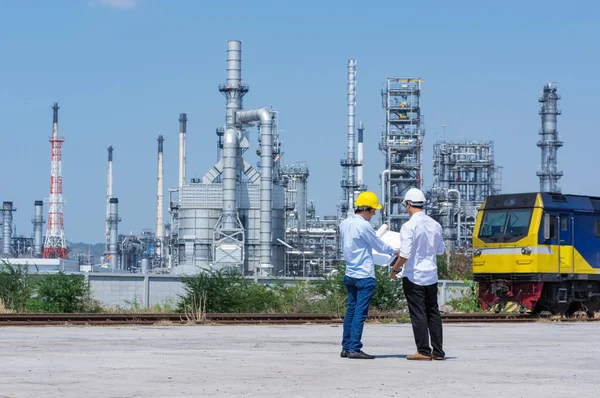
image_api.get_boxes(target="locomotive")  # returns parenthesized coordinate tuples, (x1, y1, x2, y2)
(472, 192, 600, 315)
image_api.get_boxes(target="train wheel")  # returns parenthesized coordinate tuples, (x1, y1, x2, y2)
(562, 302, 587, 318)
(548, 302, 569, 316)
(584, 298, 600, 318)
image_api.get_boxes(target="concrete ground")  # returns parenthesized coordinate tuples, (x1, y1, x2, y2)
(0, 323, 598, 398)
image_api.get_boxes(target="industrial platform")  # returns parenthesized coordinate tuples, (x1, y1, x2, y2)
(0, 323, 597, 397)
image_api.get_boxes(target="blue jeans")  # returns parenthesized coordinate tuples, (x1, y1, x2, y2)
(342, 275, 377, 353)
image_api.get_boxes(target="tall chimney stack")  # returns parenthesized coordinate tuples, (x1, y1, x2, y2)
(43, 102, 68, 259)
(357, 121, 364, 186)
(105, 146, 113, 252)
(156, 135, 164, 245)
(179, 113, 187, 190)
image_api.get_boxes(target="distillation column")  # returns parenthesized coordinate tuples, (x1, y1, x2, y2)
(537, 82, 563, 192)
(221, 40, 244, 230)
(340, 59, 360, 217)
(213, 40, 249, 268)
(347, 58, 356, 212)
(236, 108, 274, 270)
(2, 202, 15, 257)
(32, 201, 44, 257)
(108, 198, 120, 270)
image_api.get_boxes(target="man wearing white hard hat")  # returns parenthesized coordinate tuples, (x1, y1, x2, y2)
(390, 188, 446, 361)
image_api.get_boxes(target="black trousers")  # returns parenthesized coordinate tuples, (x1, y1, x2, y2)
(402, 277, 445, 357)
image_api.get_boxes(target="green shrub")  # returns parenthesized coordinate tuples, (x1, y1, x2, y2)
(438, 252, 473, 280)
(271, 280, 313, 313)
(177, 264, 408, 315)
(372, 266, 405, 311)
(309, 263, 347, 313)
(0, 262, 35, 312)
(446, 280, 481, 312)
(178, 269, 283, 313)
(26, 272, 103, 313)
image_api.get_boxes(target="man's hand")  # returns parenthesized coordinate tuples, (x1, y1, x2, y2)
(390, 253, 406, 280)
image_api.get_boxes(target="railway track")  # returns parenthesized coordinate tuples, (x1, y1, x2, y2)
(0, 312, 598, 326)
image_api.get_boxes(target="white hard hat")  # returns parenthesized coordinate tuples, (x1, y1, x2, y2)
(403, 188, 426, 208)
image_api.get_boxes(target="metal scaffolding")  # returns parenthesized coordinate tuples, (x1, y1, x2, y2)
(281, 161, 339, 276)
(380, 77, 424, 231)
(428, 140, 502, 248)
(282, 216, 339, 277)
(282, 162, 309, 230)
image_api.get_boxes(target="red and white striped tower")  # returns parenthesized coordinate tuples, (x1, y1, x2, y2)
(42, 102, 68, 258)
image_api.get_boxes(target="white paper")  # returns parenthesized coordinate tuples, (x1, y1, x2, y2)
(372, 227, 401, 266)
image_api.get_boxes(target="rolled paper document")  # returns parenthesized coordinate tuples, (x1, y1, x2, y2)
(376, 224, 388, 238)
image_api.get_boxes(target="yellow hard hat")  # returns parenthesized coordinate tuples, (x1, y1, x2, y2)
(355, 191, 382, 210)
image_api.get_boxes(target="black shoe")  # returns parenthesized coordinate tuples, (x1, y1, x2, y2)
(348, 350, 375, 359)
(341, 350, 349, 358)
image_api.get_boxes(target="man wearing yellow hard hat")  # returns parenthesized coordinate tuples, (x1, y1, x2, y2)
(339, 191, 399, 359)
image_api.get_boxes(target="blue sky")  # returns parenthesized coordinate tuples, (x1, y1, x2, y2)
(1, 0, 599, 243)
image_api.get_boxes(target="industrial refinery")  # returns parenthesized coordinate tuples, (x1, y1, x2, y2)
(379, 77, 425, 232)
(1, 40, 571, 275)
(427, 141, 502, 248)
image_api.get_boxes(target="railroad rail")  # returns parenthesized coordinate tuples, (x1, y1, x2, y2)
(0, 312, 598, 326)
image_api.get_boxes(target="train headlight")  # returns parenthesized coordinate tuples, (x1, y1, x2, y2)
(521, 247, 532, 255)
(473, 249, 482, 257)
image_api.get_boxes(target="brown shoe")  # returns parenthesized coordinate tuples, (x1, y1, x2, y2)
(407, 352, 432, 361)
(432, 354, 445, 360)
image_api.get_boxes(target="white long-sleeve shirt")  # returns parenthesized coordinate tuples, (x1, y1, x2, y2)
(340, 215, 397, 279)
(399, 211, 446, 286)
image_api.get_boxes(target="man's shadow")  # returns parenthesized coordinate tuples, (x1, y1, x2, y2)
(375, 354, 407, 359)
(375, 354, 457, 360)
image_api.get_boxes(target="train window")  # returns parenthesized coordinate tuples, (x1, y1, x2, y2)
(478, 209, 533, 242)
(479, 210, 508, 237)
(548, 215, 557, 239)
(595, 220, 600, 237)
(506, 210, 532, 235)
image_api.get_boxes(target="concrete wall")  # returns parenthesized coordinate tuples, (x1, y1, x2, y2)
(87, 274, 184, 309)
(85, 274, 468, 310)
